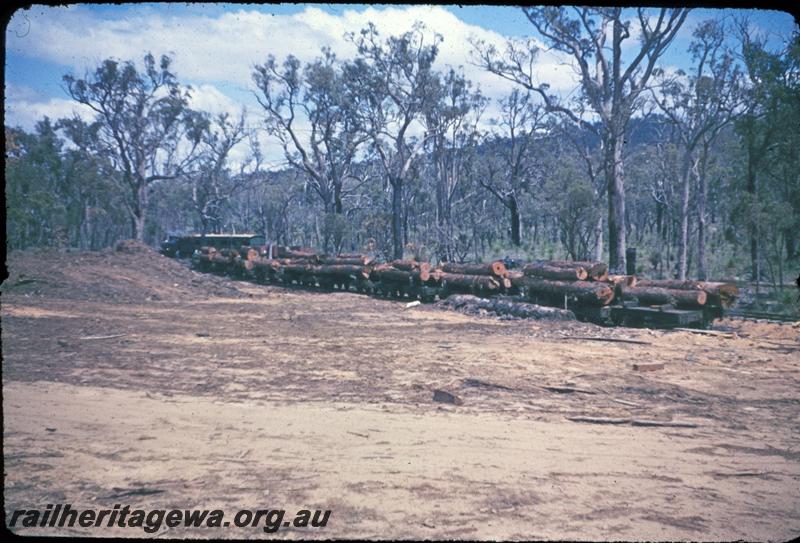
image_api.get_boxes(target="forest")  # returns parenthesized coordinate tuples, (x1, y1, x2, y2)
(5, 7, 799, 290)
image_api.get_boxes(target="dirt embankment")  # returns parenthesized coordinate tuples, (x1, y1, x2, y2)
(2, 240, 243, 302)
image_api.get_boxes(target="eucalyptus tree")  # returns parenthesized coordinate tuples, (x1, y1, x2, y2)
(473, 7, 690, 271)
(62, 53, 208, 242)
(343, 22, 442, 259)
(734, 21, 800, 286)
(479, 89, 547, 247)
(651, 19, 742, 279)
(253, 49, 368, 251)
(424, 68, 487, 260)
(189, 112, 249, 235)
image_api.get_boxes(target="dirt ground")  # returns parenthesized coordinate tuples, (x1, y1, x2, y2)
(3, 244, 799, 540)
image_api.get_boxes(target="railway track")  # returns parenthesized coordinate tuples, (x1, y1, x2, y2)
(725, 310, 799, 323)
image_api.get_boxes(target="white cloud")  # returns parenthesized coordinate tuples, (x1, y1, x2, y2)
(4, 83, 95, 130)
(4, 4, 584, 161)
(6, 4, 578, 100)
(187, 84, 243, 118)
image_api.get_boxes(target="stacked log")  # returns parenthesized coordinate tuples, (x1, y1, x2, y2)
(308, 264, 370, 280)
(278, 254, 320, 264)
(604, 274, 636, 299)
(635, 279, 739, 308)
(441, 261, 508, 279)
(622, 286, 707, 308)
(516, 277, 615, 306)
(281, 262, 312, 275)
(701, 282, 740, 308)
(250, 258, 280, 282)
(391, 260, 431, 274)
(371, 265, 413, 285)
(238, 246, 259, 261)
(522, 262, 588, 281)
(187, 246, 742, 326)
(548, 260, 609, 282)
(320, 255, 375, 266)
(607, 274, 637, 287)
(337, 252, 368, 259)
(192, 246, 217, 265)
(191, 247, 213, 270)
(219, 248, 239, 258)
(211, 252, 234, 266)
(439, 272, 501, 294)
(233, 256, 254, 275)
(274, 246, 316, 258)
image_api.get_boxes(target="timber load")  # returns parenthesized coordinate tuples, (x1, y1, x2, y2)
(440, 261, 509, 279)
(635, 279, 739, 308)
(516, 277, 615, 306)
(621, 286, 707, 309)
(371, 265, 431, 285)
(188, 247, 740, 329)
(522, 262, 588, 281)
(309, 264, 370, 279)
(439, 272, 501, 294)
(548, 260, 609, 281)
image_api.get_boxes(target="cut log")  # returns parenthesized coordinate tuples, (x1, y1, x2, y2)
(636, 279, 703, 290)
(437, 294, 575, 320)
(411, 269, 431, 283)
(278, 254, 320, 264)
(523, 263, 588, 281)
(280, 263, 312, 275)
(308, 264, 370, 279)
(607, 274, 637, 287)
(279, 248, 317, 259)
(252, 257, 280, 270)
(548, 260, 608, 281)
(234, 257, 254, 273)
(517, 278, 615, 306)
(622, 286, 707, 308)
(371, 267, 413, 284)
(636, 279, 739, 308)
(439, 272, 500, 293)
(701, 282, 740, 308)
(391, 260, 431, 274)
(210, 253, 232, 266)
(238, 246, 259, 261)
(440, 261, 508, 278)
(319, 256, 374, 266)
(337, 252, 368, 259)
(428, 269, 443, 284)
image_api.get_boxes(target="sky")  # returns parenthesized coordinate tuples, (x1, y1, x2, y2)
(4, 4, 797, 167)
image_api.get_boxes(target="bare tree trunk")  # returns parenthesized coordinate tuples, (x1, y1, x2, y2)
(509, 194, 521, 246)
(132, 171, 149, 242)
(334, 184, 343, 215)
(391, 179, 404, 260)
(606, 134, 626, 273)
(747, 156, 760, 290)
(677, 151, 694, 280)
(697, 147, 709, 281)
(593, 213, 603, 262)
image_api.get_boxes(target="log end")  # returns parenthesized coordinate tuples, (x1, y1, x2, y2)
(491, 261, 508, 278)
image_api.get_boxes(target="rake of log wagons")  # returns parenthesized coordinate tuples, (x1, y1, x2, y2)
(190, 245, 738, 329)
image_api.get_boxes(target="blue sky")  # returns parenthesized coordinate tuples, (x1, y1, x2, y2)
(5, 4, 797, 165)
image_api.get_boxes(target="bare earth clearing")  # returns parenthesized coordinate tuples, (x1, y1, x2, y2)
(3, 246, 799, 540)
